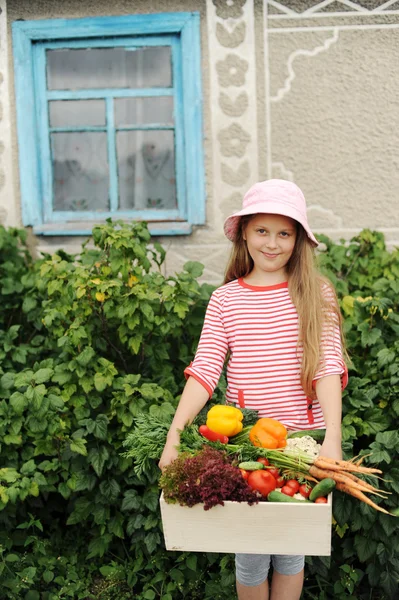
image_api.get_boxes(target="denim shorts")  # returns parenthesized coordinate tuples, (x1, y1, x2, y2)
(235, 553, 305, 586)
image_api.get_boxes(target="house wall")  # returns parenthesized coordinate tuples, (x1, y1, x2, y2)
(2, 0, 399, 285)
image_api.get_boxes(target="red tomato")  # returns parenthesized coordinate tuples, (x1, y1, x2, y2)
(257, 458, 269, 467)
(247, 470, 277, 497)
(315, 497, 328, 504)
(281, 485, 295, 497)
(285, 480, 300, 493)
(299, 484, 311, 499)
(240, 469, 249, 481)
(268, 468, 280, 479)
(275, 476, 285, 488)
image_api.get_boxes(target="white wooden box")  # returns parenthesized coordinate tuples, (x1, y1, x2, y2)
(160, 492, 332, 556)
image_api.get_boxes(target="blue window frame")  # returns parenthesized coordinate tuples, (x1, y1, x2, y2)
(12, 13, 205, 236)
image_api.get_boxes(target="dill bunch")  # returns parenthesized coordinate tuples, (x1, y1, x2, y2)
(122, 414, 172, 478)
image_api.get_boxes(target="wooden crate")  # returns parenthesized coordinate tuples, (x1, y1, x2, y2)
(160, 492, 332, 555)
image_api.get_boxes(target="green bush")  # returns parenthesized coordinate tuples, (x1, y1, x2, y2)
(0, 224, 397, 599)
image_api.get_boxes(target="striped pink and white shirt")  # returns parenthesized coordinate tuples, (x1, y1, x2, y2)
(184, 278, 348, 431)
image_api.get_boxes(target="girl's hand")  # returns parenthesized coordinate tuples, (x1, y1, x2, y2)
(319, 434, 342, 461)
(158, 437, 179, 471)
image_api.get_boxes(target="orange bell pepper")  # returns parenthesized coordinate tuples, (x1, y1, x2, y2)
(249, 418, 287, 449)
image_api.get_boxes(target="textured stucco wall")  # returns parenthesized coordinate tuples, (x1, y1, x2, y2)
(266, 3, 399, 248)
(3, 0, 399, 285)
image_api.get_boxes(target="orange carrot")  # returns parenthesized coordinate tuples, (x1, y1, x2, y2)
(335, 483, 391, 515)
(315, 457, 382, 475)
(342, 471, 390, 496)
(308, 466, 381, 494)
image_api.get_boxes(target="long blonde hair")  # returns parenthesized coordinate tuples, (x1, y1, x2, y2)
(224, 216, 346, 399)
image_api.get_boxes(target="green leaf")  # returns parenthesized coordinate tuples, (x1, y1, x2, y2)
(122, 490, 141, 511)
(170, 568, 185, 584)
(359, 324, 382, 347)
(76, 346, 96, 367)
(143, 489, 159, 513)
(99, 479, 120, 502)
(128, 336, 142, 354)
(20, 460, 36, 475)
(48, 394, 64, 410)
(108, 513, 125, 538)
(143, 591, 156, 600)
(9, 391, 28, 415)
(186, 554, 197, 571)
(0, 468, 20, 483)
(70, 438, 87, 456)
(183, 261, 203, 278)
(333, 491, 353, 527)
(140, 383, 164, 400)
(354, 535, 377, 562)
(173, 302, 189, 319)
(58, 482, 71, 499)
(88, 446, 109, 477)
(24, 591, 40, 600)
(99, 566, 119, 577)
(380, 570, 399, 597)
(66, 497, 93, 525)
(87, 533, 112, 558)
(379, 514, 398, 537)
(144, 532, 160, 554)
(33, 368, 54, 384)
(121, 412, 134, 427)
(32, 384, 46, 411)
(1, 372, 15, 390)
(94, 372, 109, 392)
(14, 371, 34, 388)
(27, 416, 47, 433)
(377, 348, 396, 367)
(4, 434, 22, 445)
(93, 414, 109, 440)
(43, 570, 54, 583)
(375, 430, 399, 449)
(5, 554, 20, 563)
(29, 481, 39, 497)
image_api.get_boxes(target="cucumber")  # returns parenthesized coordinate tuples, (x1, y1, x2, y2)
(238, 461, 264, 471)
(309, 478, 336, 501)
(287, 429, 326, 442)
(267, 491, 311, 503)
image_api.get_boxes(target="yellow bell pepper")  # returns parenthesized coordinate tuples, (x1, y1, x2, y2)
(206, 405, 243, 437)
(249, 418, 287, 449)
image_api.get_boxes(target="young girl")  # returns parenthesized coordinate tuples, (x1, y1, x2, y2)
(159, 179, 347, 600)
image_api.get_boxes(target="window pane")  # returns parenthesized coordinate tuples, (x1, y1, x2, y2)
(115, 97, 174, 126)
(117, 130, 176, 210)
(49, 100, 105, 127)
(46, 47, 172, 90)
(51, 132, 109, 212)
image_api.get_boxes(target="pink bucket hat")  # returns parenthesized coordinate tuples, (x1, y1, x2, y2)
(223, 179, 318, 247)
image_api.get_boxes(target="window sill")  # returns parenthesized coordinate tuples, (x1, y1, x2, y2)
(32, 221, 193, 237)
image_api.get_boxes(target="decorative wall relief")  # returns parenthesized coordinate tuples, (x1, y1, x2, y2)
(212, 0, 247, 20)
(216, 22, 246, 48)
(207, 0, 259, 259)
(216, 54, 249, 87)
(219, 91, 248, 117)
(221, 161, 250, 186)
(266, 1, 399, 16)
(218, 123, 251, 158)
